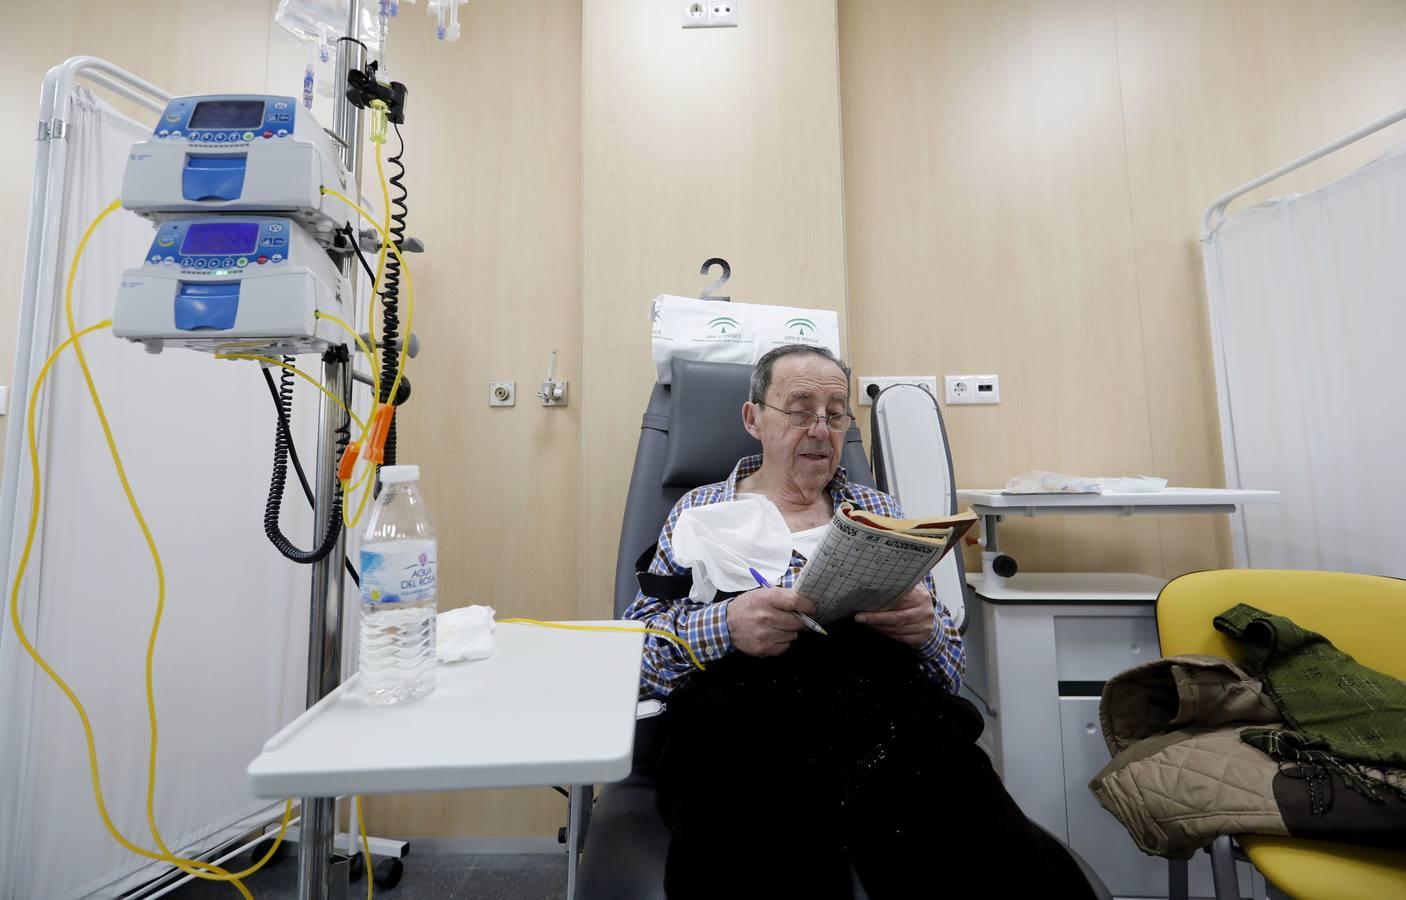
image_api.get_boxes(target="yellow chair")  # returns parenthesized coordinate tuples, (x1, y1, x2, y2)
(1157, 569, 1406, 900)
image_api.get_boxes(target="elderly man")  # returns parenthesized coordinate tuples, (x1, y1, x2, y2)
(627, 346, 1094, 899)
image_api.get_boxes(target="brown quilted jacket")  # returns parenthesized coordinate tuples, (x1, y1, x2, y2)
(1089, 655, 1406, 859)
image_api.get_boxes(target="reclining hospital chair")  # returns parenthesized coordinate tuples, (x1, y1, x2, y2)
(574, 357, 1110, 900)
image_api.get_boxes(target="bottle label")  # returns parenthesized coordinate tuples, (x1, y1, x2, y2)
(361, 540, 437, 604)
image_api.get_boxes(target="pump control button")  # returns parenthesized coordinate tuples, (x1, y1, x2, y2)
(257, 256, 268, 265)
(242, 131, 255, 141)
(236, 257, 248, 267)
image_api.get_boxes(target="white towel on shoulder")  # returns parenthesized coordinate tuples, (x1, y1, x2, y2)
(670, 495, 794, 603)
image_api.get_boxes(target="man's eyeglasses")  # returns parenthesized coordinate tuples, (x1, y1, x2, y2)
(756, 401, 854, 433)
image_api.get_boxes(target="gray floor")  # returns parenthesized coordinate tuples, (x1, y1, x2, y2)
(168, 853, 567, 900)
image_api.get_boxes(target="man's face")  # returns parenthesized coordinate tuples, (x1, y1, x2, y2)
(745, 354, 850, 492)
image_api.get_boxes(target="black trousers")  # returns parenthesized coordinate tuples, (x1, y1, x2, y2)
(655, 622, 1097, 900)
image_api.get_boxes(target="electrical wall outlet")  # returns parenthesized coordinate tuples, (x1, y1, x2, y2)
(945, 374, 1000, 405)
(681, 1, 708, 26)
(856, 376, 939, 406)
(682, 0, 738, 28)
(489, 380, 515, 407)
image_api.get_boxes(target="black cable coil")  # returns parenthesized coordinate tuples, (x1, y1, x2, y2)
(377, 122, 410, 469)
(264, 355, 348, 563)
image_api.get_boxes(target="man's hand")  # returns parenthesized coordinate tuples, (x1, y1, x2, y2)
(727, 587, 816, 657)
(854, 585, 937, 648)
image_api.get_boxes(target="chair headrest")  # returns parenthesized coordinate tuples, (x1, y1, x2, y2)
(661, 358, 761, 488)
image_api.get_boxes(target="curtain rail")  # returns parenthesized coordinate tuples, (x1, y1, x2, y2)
(1202, 102, 1406, 236)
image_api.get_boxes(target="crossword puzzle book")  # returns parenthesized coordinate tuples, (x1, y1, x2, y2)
(793, 503, 978, 625)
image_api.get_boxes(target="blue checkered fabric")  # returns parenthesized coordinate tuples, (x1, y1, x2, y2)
(625, 454, 965, 699)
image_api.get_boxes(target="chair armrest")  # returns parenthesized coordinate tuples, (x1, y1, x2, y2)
(576, 776, 670, 900)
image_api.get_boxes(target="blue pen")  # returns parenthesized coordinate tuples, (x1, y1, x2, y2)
(748, 566, 828, 636)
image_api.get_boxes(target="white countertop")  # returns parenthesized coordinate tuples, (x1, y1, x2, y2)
(967, 571, 1167, 602)
(957, 487, 1281, 510)
(248, 620, 645, 799)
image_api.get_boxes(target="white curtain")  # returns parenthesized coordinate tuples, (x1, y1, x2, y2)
(1202, 146, 1406, 577)
(0, 89, 320, 899)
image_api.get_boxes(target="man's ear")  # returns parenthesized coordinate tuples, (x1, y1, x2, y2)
(742, 401, 760, 439)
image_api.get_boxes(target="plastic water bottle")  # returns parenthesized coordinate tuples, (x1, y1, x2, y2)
(359, 465, 437, 705)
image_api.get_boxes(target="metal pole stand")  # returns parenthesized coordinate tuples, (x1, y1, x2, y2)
(296, 6, 363, 898)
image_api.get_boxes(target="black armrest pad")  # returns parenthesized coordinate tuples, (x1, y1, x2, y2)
(575, 777, 669, 900)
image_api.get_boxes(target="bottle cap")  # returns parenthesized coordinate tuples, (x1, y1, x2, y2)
(378, 464, 420, 484)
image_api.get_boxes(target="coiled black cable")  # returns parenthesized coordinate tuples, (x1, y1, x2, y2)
(377, 122, 410, 469)
(264, 355, 348, 563)
(379, 123, 410, 472)
(261, 367, 360, 586)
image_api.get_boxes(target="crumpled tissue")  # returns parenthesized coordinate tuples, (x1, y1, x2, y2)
(670, 494, 794, 603)
(1004, 470, 1168, 494)
(436, 605, 495, 663)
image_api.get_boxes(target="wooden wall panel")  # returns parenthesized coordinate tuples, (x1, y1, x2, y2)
(578, 0, 850, 616)
(840, 0, 1163, 574)
(839, 0, 1406, 576)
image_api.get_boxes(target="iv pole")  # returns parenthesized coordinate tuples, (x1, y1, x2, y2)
(297, 2, 362, 897)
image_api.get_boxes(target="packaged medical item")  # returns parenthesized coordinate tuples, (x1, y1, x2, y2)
(359, 465, 438, 705)
(1003, 471, 1169, 494)
(649, 295, 842, 384)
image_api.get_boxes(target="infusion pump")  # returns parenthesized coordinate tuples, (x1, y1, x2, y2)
(121, 95, 350, 244)
(113, 216, 348, 356)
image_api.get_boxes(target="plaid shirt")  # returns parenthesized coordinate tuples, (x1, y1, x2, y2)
(626, 454, 965, 699)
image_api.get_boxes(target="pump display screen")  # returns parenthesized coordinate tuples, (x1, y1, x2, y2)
(180, 222, 260, 255)
(187, 100, 265, 129)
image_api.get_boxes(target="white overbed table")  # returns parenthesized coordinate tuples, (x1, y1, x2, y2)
(248, 620, 645, 898)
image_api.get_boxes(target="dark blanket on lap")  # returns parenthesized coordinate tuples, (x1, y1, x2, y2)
(654, 622, 1094, 900)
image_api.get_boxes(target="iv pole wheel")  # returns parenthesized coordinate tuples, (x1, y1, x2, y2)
(373, 857, 405, 890)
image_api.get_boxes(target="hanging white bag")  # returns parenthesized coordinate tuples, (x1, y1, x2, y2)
(649, 295, 841, 384)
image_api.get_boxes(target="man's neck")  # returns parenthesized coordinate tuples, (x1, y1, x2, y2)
(738, 462, 831, 512)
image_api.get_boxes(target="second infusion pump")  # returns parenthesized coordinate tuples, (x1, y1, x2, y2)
(122, 94, 349, 241)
